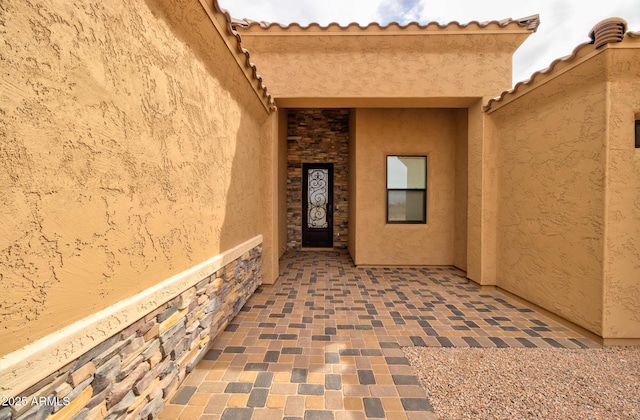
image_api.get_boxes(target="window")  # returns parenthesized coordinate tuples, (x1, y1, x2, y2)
(386, 156, 427, 223)
(635, 119, 640, 149)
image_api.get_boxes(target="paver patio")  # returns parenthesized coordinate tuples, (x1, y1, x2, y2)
(159, 250, 599, 420)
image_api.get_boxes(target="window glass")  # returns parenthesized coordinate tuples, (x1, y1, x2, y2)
(387, 190, 425, 222)
(386, 155, 427, 224)
(387, 156, 426, 189)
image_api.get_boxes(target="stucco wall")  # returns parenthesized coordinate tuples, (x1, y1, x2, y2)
(465, 101, 486, 283)
(348, 110, 358, 261)
(489, 56, 607, 335)
(236, 29, 530, 101)
(454, 109, 469, 271)
(602, 46, 640, 339)
(0, 0, 271, 355)
(351, 109, 457, 265)
(278, 110, 289, 258)
(258, 115, 278, 285)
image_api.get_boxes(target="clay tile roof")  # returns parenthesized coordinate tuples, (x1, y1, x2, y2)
(232, 14, 540, 33)
(496, 14, 540, 32)
(211, 1, 276, 111)
(484, 17, 634, 112)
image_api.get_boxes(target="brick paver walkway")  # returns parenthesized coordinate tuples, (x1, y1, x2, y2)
(159, 250, 599, 420)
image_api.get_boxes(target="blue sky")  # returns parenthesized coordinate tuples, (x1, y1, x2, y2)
(219, 0, 640, 86)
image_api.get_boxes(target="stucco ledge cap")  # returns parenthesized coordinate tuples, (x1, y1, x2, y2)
(0, 235, 264, 397)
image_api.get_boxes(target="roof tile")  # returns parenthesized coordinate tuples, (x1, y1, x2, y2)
(212, 0, 276, 111)
(232, 15, 540, 33)
(484, 18, 637, 112)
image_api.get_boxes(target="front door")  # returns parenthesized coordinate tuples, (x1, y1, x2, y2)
(302, 163, 334, 248)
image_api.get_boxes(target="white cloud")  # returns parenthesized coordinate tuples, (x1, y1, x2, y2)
(219, 0, 640, 85)
(375, 0, 428, 24)
(220, 0, 381, 25)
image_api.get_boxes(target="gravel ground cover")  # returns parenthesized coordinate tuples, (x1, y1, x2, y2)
(403, 346, 640, 420)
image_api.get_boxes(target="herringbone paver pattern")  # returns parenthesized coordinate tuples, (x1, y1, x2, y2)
(159, 250, 598, 420)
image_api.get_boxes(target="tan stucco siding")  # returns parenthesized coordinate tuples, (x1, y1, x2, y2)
(602, 46, 640, 338)
(240, 34, 525, 100)
(454, 110, 469, 271)
(352, 109, 456, 265)
(259, 114, 279, 284)
(278, 110, 289, 258)
(348, 110, 358, 261)
(489, 57, 608, 335)
(0, 0, 270, 355)
(466, 101, 489, 283)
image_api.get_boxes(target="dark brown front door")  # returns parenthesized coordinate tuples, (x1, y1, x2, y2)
(302, 163, 334, 248)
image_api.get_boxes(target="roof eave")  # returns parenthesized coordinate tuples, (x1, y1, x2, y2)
(484, 17, 634, 113)
(233, 14, 540, 36)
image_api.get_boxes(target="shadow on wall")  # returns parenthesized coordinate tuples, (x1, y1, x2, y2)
(0, 0, 268, 357)
(0, 0, 271, 415)
(147, 0, 268, 252)
(149, 0, 266, 252)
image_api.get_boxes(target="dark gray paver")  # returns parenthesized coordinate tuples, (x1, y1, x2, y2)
(325, 374, 342, 390)
(304, 411, 334, 420)
(363, 398, 385, 418)
(247, 388, 269, 407)
(325, 352, 339, 364)
(244, 363, 268, 371)
(224, 382, 253, 394)
(221, 408, 253, 420)
(298, 384, 324, 395)
(169, 386, 197, 404)
(401, 398, 434, 411)
(254, 372, 274, 388)
(392, 375, 420, 385)
(357, 370, 376, 385)
(385, 357, 410, 365)
(263, 350, 280, 362)
(203, 349, 221, 360)
(291, 368, 308, 383)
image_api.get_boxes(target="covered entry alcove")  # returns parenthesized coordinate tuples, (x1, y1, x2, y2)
(235, 16, 538, 282)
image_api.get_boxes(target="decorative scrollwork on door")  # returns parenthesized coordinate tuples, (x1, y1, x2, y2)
(307, 169, 329, 228)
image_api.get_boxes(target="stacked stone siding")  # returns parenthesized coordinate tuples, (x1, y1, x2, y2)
(1, 245, 262, 420)
(287, 109, 349, 249)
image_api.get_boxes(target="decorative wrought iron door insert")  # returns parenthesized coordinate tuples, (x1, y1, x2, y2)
(302, 163, 334, 247)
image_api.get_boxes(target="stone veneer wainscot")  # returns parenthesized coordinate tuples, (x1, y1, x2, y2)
(0, 242, 262, 420)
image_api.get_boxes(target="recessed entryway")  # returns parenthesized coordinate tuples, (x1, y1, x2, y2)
(286, 109, 349, 250)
